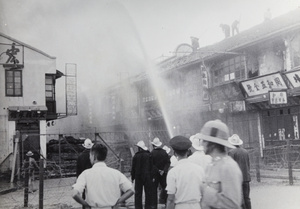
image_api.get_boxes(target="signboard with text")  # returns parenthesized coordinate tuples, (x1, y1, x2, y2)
(285, 69, 300, 88)
(65, 63, 77, 116)
(269, 90, 287, 105)
(240, 72, 287, 97)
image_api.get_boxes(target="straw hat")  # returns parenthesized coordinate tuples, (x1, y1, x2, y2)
(189, 135, 204, 151)
(228, 134, 243, 146)
(196, 120, 235, 149)
(82, 138, 94, 149)
(135, 140, 148, 151)
(151, 137, 162, 147)
(162, 145, 171, 154)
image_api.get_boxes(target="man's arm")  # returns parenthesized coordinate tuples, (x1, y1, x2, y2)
(72, 190, 91, 209)
(166, 194, 175, 209)
(113, 189, 134, 209)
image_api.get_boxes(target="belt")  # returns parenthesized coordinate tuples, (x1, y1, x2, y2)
(176, 201, 200, 205)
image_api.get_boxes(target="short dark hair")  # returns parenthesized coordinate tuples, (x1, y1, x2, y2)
(91, 143, 108, 161)
(173, 148, 189, 157)
(207, 141, 226, 153)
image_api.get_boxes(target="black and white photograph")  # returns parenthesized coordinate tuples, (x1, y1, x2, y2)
(1, 0, 300, 208)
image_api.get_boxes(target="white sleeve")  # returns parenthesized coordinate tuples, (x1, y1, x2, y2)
(72, 171, 86, 194)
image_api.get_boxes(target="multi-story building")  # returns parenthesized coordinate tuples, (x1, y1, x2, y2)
(0, 33, 63, 172)
(100, 9, 300, 163)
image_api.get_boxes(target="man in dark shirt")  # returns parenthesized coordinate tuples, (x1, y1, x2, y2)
(151, 137, 170, 207)
(131, 140, 155, 209)
(228, 134, 252, 209)
(76, 138, 93, 209)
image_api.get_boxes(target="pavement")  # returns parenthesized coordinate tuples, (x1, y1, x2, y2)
(1, 169, 300, 209)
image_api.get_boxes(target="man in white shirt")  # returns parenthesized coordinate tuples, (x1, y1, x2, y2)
(188, 135, 212, 171)
(166, 136, 205, 209)
(72, 143, 134, 209)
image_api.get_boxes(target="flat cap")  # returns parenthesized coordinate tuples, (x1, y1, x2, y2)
(170, 135, 192, 150)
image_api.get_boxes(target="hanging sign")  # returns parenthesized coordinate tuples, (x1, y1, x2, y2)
(240, 72, 287, 97)
(285, 69, 300, 88)
(0, 43, 24, 67)
(269, 90, 287, 104)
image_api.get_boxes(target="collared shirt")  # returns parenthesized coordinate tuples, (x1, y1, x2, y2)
(166, 159, 205, 206)
(202, 156, 242, 209)
(72, 162, 132, 208)
(188, 151, 212, 171)
(170, 155, 178, 167)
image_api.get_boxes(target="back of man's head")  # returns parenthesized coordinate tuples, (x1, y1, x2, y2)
(91, 143, 108, 161)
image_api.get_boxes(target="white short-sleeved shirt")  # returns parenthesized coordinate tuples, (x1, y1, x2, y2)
(170, 155, 178, 167)
(188, 151, 212, 171)
(166, 159, 205, 205)
(72, 162, 132, 208)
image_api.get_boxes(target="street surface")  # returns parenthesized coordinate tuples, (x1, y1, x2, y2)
(0, 177, 300, 209)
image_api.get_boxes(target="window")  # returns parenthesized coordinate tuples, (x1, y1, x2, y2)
(45, 75, 55, 101)
(213, 56, 246, 86)
(5, 69, 22, 96)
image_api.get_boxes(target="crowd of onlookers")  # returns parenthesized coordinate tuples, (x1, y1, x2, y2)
(72, 119, 251, 209)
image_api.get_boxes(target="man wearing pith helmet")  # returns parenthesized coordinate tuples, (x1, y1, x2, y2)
(228, 134, 252, 209)
(131, 140, 155, 209)
(151, 137, 170, 206)
(165, 136, 205, 209)
(196, 120, 243, 209)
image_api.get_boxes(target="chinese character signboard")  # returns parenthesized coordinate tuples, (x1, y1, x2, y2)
(285, 69, 300, 88)
(269, 90, 287, 105)
(201, 66, 209, 101)
(240, 72, 287, 97)
(0, 43, 24, 67)
(293, 115, 299, 140)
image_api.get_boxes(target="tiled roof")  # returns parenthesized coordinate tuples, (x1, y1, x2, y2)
(202, 8, 300, 53)
(160, 8, 300, 70)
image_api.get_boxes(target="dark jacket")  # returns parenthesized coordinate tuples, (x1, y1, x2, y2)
(131, 149, 152, 181)
(151, 148, 170, 173)
(228, 147, 251, 182)
(76, 149, 92, 177)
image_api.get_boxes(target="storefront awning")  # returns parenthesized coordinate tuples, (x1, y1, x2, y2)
(8, 106, 48, 111)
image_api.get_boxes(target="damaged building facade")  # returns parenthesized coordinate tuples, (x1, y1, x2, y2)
(99, 9, 300, 164)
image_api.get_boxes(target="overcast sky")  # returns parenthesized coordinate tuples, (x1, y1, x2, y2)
(1, 0, 300, 101)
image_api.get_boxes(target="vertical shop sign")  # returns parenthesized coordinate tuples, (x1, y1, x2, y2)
(65, 63, 77, 116)
(293, 115, 299, 139)
(201, 65, 209, 101)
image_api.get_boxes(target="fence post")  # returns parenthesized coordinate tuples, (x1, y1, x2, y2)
(287, 138, 293, 185)
(39, 158, 44, 209)
(59, 134, 63, 167)
(255, 154, 261, 182)
(24, 159, 29, 207)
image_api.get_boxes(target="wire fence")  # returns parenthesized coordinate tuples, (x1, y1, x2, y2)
(1, 132, 300, 208)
